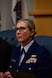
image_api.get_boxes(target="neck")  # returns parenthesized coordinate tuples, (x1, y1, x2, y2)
(21, 38, 33, 47)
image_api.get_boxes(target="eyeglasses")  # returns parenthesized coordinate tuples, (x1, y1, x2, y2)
(15, 27, 26, 32)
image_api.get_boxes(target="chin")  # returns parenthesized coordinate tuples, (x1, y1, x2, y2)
(18, 39, 23, 42)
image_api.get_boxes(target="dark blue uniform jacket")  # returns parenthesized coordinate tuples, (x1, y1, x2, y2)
(9, 40, 51, 78)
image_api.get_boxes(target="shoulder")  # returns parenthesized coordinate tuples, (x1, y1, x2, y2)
(33, 39, 50, 57)
(11, 45, 21, 55)
(12, 45, 21, 51)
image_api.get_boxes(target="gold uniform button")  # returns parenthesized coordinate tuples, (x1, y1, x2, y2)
(9, 66, 12, 68)
(29, 68, 31, 70)
(16, 70, 19, 72)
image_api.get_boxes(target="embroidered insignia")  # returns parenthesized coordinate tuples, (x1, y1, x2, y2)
(11, 59, 16, 62)
(26, 55, 37, 64)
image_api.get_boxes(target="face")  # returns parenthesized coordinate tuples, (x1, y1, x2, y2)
(16, 21, 34, 46)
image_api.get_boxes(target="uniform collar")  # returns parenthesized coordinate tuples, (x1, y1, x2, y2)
(21, 40, 34, 53)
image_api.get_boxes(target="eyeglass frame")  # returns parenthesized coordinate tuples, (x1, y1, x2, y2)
(15, 27, 28, 32)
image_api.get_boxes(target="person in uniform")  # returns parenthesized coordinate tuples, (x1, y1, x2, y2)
(2, 19, 51, 78)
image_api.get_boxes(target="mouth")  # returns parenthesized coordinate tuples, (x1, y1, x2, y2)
(17, 36, 22, 39)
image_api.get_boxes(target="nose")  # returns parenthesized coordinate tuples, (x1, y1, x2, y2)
(16, 29, 20, 33)
(16, 30, 21, 35)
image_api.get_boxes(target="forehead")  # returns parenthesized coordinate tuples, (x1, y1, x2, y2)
(16, 21, 28, 27)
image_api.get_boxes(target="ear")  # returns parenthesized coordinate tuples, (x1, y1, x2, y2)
(30, 29, 35, 36)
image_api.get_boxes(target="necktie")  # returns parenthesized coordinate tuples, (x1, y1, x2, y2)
(18, 48, 25, 66)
